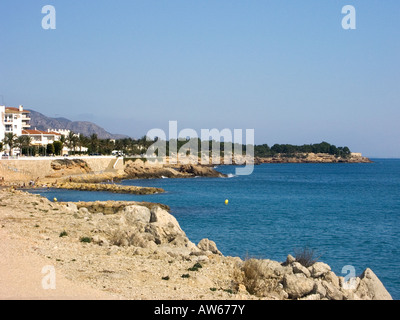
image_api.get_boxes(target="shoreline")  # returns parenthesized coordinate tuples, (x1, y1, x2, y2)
(0, 189, 392, 300)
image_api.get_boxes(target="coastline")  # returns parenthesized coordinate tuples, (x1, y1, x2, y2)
(0, 188, 392, 300)
(0, 154, 372, 190)
(255, 153, 372, 164)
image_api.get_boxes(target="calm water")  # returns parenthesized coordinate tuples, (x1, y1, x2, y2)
(30, 159, 400, 299)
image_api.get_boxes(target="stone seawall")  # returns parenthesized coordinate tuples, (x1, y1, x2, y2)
(0, 157, 119, 183)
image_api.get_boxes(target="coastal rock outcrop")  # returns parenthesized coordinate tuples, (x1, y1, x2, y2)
(238, 255, 392, 300)
(350, 268, 393, 300)
(53, 182, 164, 195)
(123, 159, 227, 179)
(256, 153, 372, 164)
(47, 159, 92, 178)
(178, 165, 227, 178)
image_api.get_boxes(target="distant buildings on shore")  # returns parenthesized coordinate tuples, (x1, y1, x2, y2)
(1, 104, 82, 156)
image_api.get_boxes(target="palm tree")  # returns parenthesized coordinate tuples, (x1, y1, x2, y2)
(78, 134, 88, 154)
(24, 136, 33, 156)
(67, 131, 78, 155)
(16, 136, 32, 156)
(3, 133, 17, 156)
(89, 134, 98, 154)
(60, 134, 66, 148)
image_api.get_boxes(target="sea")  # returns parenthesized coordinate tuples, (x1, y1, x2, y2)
(29, 159, 400, 299)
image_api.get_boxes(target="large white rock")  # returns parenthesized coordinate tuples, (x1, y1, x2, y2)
(146, 206, 187, 245)
(354, 268, 392, 300)
(121, 205, 151, 225)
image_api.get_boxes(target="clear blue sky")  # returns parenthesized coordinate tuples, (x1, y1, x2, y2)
(0, 0, 399, 157)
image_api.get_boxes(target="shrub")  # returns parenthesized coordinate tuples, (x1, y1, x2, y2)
(59, 230, 68, 237)
(293, 247, 320, 267)
(80, 236, 92, 243)
(188, 262, 203, 272)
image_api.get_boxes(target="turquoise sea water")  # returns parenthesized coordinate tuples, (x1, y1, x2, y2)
(30, 159, 400, 299)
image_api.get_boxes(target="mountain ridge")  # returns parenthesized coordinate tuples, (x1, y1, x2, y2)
(27, 109, 130, 140)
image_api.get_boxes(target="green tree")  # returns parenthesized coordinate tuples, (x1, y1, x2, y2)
(53, 141, 63, 155)
(78, 134, 88, 154)
(89, 134, 99, 154)
(46, 143, 55, 155)
(67, 131, 78, 155)
(3, 133, 17, 156)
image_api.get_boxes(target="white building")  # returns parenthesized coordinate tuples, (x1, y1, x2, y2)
(21, 129, 62, 147)
(1, 105, 87, 156)
(1, 105, 31, 154)
(0, 105, 5, 142)
(2, 105, 31, 137)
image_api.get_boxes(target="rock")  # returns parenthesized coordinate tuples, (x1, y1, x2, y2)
(313, 280, 327, 298)
(321, 280, 343, 300)
(309, 262, 331, 278)
(292, 262, 311, 278)
(324, 271, 340, 288)
(78, 207, 90, 215)
(353, 268, 392, 300)
(284, 254, 296, 266)
(63, 202, 78, 212)
(242, 259, 289, 298)
(197, 239, 222, 255)
(121, 205, 151, 224)
(179, 164, 227, 178)
(283, 274, 315, 299)
(237, 283, 248, 294)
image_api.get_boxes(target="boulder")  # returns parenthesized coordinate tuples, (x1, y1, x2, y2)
(321, 280, 343, 300)
(284, 254, 296, 266)
(292, 262, 311, 278)
(144, 206, 188, 245)
(121, 205, 151, 225)
(353, 268, 392, 300)
(283, 274, 315, 299)
(309, 262, 331, 278)
(197, 239, 222, 255)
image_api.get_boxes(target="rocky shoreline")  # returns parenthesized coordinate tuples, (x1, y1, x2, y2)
(255, 153, 372, 164)
(0, 189, 392, 300)
(50, 182, 165, 195)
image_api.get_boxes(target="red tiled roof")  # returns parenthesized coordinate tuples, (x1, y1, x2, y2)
(5, 107, 30, 113)
(22, 129, 61, 135)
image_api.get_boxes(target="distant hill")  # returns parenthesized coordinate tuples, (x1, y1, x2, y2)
(28, 110, 129, 140)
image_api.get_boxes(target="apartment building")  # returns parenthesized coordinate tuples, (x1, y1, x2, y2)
(0, 106, 5, 142)
(1, 105, 31, 140)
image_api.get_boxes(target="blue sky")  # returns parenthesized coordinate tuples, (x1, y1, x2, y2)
(0, 0, 399, 157)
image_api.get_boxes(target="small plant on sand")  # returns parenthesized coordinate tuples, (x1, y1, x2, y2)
(59, 230, 68, 237)
(188, 262, 203, 272)
(162, 276, 170, 281)
(80, 236, 92, 243)
(181, 274, 190, 278)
